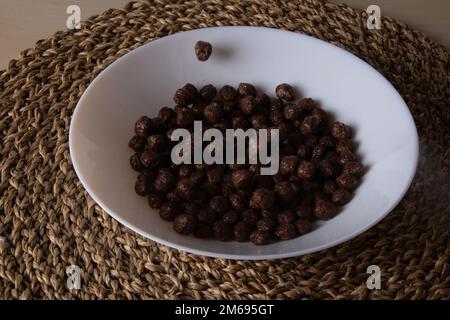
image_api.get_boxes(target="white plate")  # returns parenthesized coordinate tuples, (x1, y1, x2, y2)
(69, 26, 418, 260)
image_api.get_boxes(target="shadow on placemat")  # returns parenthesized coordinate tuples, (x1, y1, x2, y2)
(0, 0, 448, 299)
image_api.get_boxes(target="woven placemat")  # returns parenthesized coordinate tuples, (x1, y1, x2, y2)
(0, 0, 449, 300)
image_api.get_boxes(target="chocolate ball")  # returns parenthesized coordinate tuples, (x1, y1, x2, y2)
(295, 219, 312, 235)
(154, 168, 177, 192)
(275, 83, 295, 101)
(336, 173, 358, 190)
(173, 214, 197, 235)
(274, 181, 297, 203)
(313, 200, 337, 220)
(210, 195, 230, 214)
(250, 188, 275, 210)
(239, 96, 258, 115)
(234, 222, 251, 242)
(331, 121, 351, 140)
(203, 102, 223, 124)
(159, 202, 181, 221)
(212, 221, 233, 241)
(256, 218, 277, 232)
(238, 83, 257, 97)
(231, 169, 253, 189)
(297, 161, 315, 180)
(275, 224, 298, 240)
(195, 41, 212, 61)
(176, 178, 196, 200)
(279, 156, 299, 176)
(249, 230, 271, 245)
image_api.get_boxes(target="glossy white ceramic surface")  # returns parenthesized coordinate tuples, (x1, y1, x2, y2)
(69, 26, 419, 260)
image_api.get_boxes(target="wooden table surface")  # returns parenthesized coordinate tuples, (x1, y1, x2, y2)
(0, 0, 449, 69)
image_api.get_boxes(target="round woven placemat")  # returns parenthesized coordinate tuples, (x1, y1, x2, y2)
(0, 0, 449, 300)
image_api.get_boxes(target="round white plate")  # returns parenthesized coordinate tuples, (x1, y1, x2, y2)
(69, 26, 419, 260)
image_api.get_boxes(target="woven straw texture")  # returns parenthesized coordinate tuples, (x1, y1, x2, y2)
(0, 0, 449, 300)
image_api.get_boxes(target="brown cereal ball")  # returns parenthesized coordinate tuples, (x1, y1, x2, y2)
(274, 181, 297, 203)
(203, 102, 223, 124)
(178, 165, 193, 178)
(249, 230, 272, 245)
(135, 171, 153, 196)
(229, 193, 247, 211)
(323, 180, 338, 194)
(159, 203, 181, 221)
(311, 107, 328, 124)
(198, 208, 217, 225)
(193, 223, 213, 239)
(202, 182, 221, 197)
(343, 161, 365, 177)
(297, 161, 315, 180)
(255, 92, 271, 108)
(249, 188, 275, 210)
(238, 83, 257, 97)
(173, 214, 197, 235)
(336, 173, 359, 190)
(279, 156, 299, 176)
(295, 219, 312, 235)
(332, 188, 352, 205)
(147, 134, 166, 152)
(295, 204, 313, 220)
(199, 84, 217, 101)
(231, 169, 253, 189)
(250, 114, 268, 129)
(135, 116, 153, 137)
(148, 193, 165, 209)
(130, 153, 144, 172)
(269, 109, 284, 125)
(313, 200, 337, 220)
(330, 121, 351, 140)
(195, 41, 212, 61)
(300, 116, 320, 136)
(176, 178, 196, 200)
(256, 218, 277, 232)
(283, 104, 302, 120)
(183, 202, 199, 216)
(176, 107, 195, 127)
(222, 211, 241, 224)
(275, 224, 298, 240)
(158, 107, 175, 124)
(312, 144, 327, 161)
(317, 159, 335, 178)
(234, 222, 251, 242)
(232, 115, 250, 129)
(297, 145, 311, 159)
(154, 168, 177, 192)
(219, 85, 238, 101)
(207, 167, 224, 184)
(275, 83, 295, 101)
(210, 195, 230, 214)
(298, 97, 315, 112)
(242, 209, 260, 225)
(277, 209, 297, 224)
(189, 170, 206, 185)
(239, 96, 258, 115)
(338, 150, 357, 166)
(128, 135, 146, 152)
(336, 138, 354, 154)
(212, 221, 233, 241)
